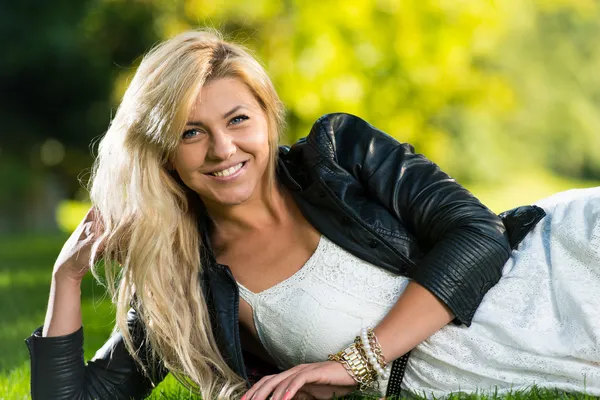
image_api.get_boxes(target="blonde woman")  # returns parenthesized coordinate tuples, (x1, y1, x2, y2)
(27, 30, 600, 400)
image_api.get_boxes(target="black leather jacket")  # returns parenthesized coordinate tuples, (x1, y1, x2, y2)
(26, 113, 546, 399)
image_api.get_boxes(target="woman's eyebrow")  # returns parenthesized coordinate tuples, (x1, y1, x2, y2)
(185, 105, 247, 127)
(222, 105, 246, 119)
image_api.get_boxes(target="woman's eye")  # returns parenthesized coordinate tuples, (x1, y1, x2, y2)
(181, 129, 204, 140)
(229, 114, 249, 126)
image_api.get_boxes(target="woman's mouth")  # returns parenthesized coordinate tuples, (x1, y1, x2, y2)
(206, 161, 247, 181)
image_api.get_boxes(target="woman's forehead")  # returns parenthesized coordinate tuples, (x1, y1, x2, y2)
(187, 77, 261, 121)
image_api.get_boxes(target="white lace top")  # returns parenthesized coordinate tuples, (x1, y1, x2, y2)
(238, 235, 408, 396)
(238, 188, 600, 398)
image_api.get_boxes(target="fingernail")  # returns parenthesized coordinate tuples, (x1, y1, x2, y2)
(282, 390, 291, 400)
(241, 395, 246, 400)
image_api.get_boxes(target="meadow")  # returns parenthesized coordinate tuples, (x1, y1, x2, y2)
(2, 177, 599, 399)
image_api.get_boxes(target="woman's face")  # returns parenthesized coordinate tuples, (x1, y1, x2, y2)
(172, 77, 271, 208)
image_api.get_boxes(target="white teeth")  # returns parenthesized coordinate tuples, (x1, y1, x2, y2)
(211, 162, 244, 177)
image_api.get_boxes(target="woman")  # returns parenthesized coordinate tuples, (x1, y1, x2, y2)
(26, 30, 600, 400)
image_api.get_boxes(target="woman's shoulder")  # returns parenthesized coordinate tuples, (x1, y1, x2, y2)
(293, 112, 398, 145)
(280, 112, 406, 166)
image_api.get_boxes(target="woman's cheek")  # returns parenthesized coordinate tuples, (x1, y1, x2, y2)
(176, 144, 208, 170)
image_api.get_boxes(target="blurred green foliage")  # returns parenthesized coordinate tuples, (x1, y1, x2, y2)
(1, 0, 599, 233)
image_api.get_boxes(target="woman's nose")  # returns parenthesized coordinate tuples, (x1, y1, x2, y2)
(208, 129, 236, 160)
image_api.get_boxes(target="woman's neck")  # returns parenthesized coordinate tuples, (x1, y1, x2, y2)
(205, 182, 294, 242)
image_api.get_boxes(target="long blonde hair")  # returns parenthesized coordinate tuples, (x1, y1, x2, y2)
(89, 29, 286, 399)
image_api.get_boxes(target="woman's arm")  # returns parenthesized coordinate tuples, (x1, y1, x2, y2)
(374, 281, 453, 361)
(42, 273, 83, 337)
(26, 209, 167, 399)
(320, 113, 512, 325)
(242, 283, 454, 400)
(27, 306, 168, 400)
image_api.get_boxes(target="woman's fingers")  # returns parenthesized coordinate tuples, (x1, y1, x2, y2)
(252, 368, 354, 400)
(52, 206, 106, 282)
(273, 370, 352, 400)
(76, 206, 108, 264)
(245, 361, 358, 400)
(86, 207, 107, 261)
(244, 365, 310, 400)
(270, 369, 310, 400)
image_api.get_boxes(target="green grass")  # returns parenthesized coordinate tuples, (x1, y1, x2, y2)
(1, 228, 598, 399)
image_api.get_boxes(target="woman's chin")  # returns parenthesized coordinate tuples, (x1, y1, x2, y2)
(202, 190, 255, 208)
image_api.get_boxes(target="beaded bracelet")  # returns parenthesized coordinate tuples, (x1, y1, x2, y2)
(328, 327, 394, 393)
(359, 327, 392, 380)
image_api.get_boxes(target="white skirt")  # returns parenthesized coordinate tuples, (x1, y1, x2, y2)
(403, 187, 600, 398)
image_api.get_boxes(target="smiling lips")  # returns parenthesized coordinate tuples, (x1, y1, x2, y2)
(207, 161, 246, 178)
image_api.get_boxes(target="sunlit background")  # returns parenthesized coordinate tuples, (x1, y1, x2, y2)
(1, 0, 599, 397)
(2, 0, 600, 233)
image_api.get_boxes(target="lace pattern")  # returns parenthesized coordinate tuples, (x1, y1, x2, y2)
(403, 188, 600, 398)
(239, 188, 600, 398)
(238, 235, 410, 396)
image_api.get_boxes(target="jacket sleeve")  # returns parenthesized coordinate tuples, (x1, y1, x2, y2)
(318, 113, 512, 326)
(25, 308, 168, 400)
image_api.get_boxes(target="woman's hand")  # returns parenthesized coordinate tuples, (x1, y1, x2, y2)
(242, 360, 357, 400)
(52, 207, 104, 283)
(43, 207, 105, 338)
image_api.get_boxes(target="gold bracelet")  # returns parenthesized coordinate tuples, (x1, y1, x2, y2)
(367, 328, 388, 368)
(360, 327, 392, 380)
(328, 342, 378, 391)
